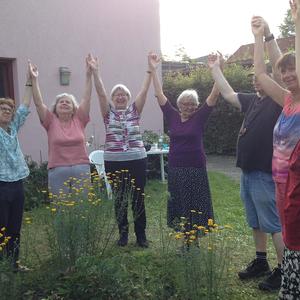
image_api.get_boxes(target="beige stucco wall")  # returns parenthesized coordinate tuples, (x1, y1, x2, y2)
(0, 0, 162, 162)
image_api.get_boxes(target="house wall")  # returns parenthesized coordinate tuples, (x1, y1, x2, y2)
(0, 0, 162, 162)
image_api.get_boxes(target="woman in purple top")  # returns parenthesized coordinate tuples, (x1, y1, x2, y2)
(148, 52, 219, 229)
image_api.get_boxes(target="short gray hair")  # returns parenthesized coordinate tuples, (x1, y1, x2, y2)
(110, 84, 131, 101)
(176, 89, 199, 106)
(52, 93, 78, 115)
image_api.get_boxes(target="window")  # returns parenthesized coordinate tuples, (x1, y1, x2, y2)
(0, 59, 14, 99)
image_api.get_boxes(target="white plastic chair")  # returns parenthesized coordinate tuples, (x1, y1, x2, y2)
(89, 150, 112, 199)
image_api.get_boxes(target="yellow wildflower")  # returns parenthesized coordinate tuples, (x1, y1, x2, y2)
(208, 219, 214, 226)
(175, 233, 183, 240)
(197, 226, 205, 230)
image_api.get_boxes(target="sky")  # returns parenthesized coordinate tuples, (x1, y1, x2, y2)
(159, 0, 290, 60)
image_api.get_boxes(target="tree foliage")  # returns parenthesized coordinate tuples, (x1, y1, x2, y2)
(163, 64, 254, 155)
(279, 9, 295, 37)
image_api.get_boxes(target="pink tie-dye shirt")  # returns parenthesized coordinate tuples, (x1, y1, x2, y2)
(272, 94, 300, 183)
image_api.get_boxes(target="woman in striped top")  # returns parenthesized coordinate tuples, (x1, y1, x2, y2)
(91, 54, 152, 248)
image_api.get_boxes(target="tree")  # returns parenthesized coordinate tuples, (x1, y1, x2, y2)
(279, 9, 295, 37)
(174, 46, 197, 63)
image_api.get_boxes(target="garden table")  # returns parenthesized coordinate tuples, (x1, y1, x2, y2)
(146, 148, 169, 182)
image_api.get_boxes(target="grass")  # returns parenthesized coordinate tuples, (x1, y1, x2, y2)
(143, 172, 279, 300)
(6, 171, 279, 300)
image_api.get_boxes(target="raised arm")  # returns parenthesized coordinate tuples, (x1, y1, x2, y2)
(256, 16, 283, 84)
(22, 64, 33, 108)
(252, 17, 287, 107)
(205, 82, 219, 107)
(134, 56, 152, 114)
(79, 54, 93, 116)
(207, 54, 241, 110)
(28, 61, 48, 122)
(91, 57, 109, 118)
(148, 52, 167, 106)
(291, 0, 300, 82)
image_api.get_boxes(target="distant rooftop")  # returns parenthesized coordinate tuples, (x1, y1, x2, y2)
(227, 36, 295, 65)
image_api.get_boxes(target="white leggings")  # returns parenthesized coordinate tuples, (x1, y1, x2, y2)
(48, 164, 90, 197)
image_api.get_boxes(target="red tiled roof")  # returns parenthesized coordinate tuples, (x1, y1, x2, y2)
(227, 36, 295, 65)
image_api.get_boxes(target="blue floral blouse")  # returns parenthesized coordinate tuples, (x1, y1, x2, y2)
(0, 104, 30, 182)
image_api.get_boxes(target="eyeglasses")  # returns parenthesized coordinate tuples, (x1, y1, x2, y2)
(0, 107, 13, 114)
(113, 93, 128, 98)
(180, 102, 198, 108)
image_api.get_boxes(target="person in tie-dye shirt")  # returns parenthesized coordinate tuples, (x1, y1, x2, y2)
(252, 2, 300, 297)
(252, 16, 300, 227)
(91, 54, 152, 248)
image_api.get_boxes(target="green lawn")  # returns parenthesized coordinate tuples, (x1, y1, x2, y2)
(144, 173, 278, 300)
(1, 172, 279, 300)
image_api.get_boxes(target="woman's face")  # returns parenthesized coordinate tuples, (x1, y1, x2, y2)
(280, 65, 299, 93)
(55, 97, 74, 116)
(178, 97, 198, 119)
(0, 104, 14, 126)
(112, 89, 129, 110)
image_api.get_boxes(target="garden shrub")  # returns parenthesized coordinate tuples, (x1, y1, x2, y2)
(23, 157, 48, 211)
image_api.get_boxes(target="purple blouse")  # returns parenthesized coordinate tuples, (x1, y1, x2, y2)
(160, 101, 213, 168)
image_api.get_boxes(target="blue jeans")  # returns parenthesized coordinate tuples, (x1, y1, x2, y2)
(240, 170, 281, 233)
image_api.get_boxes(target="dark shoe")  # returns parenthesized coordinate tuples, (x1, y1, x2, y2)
(117, 233, 128, 247)
(238, 259, 270, 280)
(136, 238, 149, 248)
(136, 232, 149, 248)
(258, 267, 282, 291)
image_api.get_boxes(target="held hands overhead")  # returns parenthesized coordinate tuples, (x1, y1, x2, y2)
(207, 51, 224, 70)
(251, 16, 271, 38)
(251, 16, 265, 37)
(28, 61, 38, 80)
(86, 53, 98, 76)
(148, 51, 161, 72)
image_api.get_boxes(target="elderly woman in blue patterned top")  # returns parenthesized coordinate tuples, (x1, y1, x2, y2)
(90, 54, 152, 248)
(0, 68, 32, 270)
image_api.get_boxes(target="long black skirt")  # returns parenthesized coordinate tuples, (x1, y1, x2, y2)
(167, 166, 214, 229)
